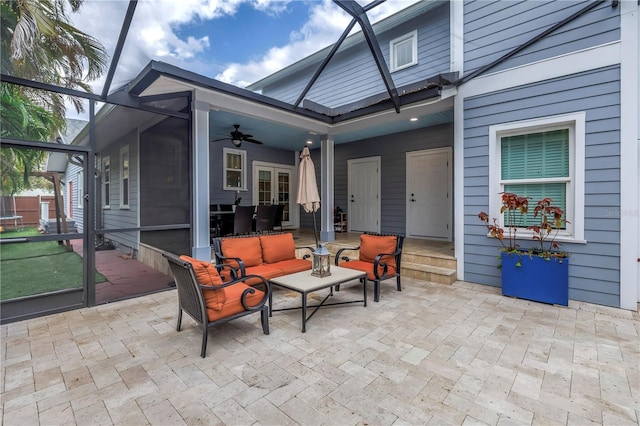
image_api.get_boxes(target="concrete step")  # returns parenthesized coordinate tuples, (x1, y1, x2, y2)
(401, 261, 457, 285)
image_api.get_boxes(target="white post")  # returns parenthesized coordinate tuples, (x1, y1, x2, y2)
(191, 95, 211, 261)
(320, 136, 335, 242)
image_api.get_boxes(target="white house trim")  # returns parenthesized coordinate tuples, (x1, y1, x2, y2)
(462, 42, 620, 98)
(487, 112, 586, 244)
(450, 0, 464, 75)
(619, 0, 639, 310)
(191, 96, 211, 261)
(454, 90, 465, 281)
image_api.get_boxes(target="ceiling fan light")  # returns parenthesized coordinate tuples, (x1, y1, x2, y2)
(232, 138, 242, 147)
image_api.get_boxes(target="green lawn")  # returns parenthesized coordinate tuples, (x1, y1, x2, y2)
(1, 228, 107, 301)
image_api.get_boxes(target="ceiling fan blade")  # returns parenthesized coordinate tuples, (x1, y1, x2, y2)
(210, 138, 230, 142)
(244, 138, 263, 145)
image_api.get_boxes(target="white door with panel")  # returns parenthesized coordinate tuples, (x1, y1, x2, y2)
(252, 162, 295, 228)
(406, 148, 452, 240)
(348, 157, 380, 233)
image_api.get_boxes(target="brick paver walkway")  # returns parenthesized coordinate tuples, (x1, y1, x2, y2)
(2, 279, 638, 425)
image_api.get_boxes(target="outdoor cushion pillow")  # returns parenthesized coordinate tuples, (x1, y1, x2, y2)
(221, 237, 263, 267)
(205, 283, 264, 322)
(260, 233, 296, 263)
(340, 259, 396, 280)
(179, 255, 225, 311)
(358, 234, 397, 268)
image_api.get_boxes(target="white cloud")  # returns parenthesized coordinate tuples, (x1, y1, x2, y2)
(215, 0, 422, 87)
(66, 0, 420, 105)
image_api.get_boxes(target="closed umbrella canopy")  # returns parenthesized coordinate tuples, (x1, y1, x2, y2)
(297, 147, 320, 213)
(297, 147, 320, 246)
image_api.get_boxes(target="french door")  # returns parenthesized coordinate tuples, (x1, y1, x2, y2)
(252, 161, 295, 228)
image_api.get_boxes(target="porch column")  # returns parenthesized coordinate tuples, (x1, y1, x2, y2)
(191, 97, 211, 260)
(320, 136, 335, 242)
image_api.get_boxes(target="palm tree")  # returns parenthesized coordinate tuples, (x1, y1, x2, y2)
(1, 0, 108, 118)
(0, 0, 107, 195)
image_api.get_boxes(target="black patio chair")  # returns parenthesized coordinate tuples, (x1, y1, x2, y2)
(273, 204, 285, 231)
(233, 205, 255, 235)
(163, 252, 269, 358)
(334, 232, 404, 302)
(255, 204, 277, 233)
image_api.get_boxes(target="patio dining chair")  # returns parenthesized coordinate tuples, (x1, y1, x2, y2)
(334, 232, 404, 302)
(163, 252, 270, 357)
(255, 204, 277, 233)
(233, 205, 255, 235)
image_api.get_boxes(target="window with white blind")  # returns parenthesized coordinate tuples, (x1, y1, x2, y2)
(77, 171, 83, 209)
(488, 113, 586, 243)
(390, 30, 417, 72)
(223, 147, 246, 191)
(102, 156, 110, 208)
(120, 146, 130, 209)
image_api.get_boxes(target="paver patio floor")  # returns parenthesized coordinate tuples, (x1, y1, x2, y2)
(2, 278, 638, 425)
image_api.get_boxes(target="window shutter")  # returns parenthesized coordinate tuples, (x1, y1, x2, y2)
(504, 183, 566, 228)
(501, 130, 569, 180)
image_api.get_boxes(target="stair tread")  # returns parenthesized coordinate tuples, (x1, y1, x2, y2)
(401, 262, 456, 276)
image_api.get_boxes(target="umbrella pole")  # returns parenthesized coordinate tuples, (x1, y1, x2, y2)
(312, 210, 319, 248)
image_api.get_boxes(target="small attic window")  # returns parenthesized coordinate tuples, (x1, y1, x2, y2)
(390, 30, 418, 72)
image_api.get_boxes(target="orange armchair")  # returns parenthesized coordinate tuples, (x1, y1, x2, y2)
(334, 233, 404, 302)
(163, 252, 270, 357)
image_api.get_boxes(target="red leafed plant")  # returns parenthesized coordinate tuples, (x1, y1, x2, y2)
(478, 192, 569, 261)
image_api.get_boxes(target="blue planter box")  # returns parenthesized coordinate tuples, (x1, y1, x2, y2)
(501, 251, 569, 306)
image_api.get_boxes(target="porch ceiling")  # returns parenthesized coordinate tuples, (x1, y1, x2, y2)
(209, 104, 454, 151)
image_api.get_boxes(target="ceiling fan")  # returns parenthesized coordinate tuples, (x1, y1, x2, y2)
(210, 124, 263, 147)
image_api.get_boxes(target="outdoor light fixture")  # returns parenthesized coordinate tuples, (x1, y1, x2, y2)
(410, 117, 418, 122)
(311, 244, 331, 278)
(232, 137, 242, 147)
(306, 140, 313, 145)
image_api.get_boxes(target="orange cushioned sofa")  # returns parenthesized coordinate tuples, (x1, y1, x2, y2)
(212, 233, 314, 283)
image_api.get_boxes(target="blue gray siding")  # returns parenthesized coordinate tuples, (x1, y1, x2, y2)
(463, 65, 621, 307)
(100, 130, 139, 250)
(262, 3, 450, 109)
(209, 142, 297, 206)
(310, 123, 454, 234)
(464, 1, 619, 76)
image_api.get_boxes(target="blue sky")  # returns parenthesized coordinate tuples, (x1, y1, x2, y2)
(69, 0, 420, 99)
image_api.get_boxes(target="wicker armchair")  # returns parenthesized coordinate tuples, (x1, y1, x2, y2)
(334, 232, 404, 302)
(163, 252, 270, 357)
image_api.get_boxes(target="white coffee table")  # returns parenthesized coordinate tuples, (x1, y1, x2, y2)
(268, 266, 367, 332)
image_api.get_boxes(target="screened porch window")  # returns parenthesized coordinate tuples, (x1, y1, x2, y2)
(501, 130, 569, 228)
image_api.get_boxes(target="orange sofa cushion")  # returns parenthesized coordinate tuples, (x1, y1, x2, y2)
(206, 283, 265, 322)
(339, 259, 396, 280)
(221, 237, 263, 268)
(243, 264, 286, 285)
(359, 234, 397, 268)
(260, 233, 296, 263)
(275, 258, 312, 275)
(179, 255, 225, 311)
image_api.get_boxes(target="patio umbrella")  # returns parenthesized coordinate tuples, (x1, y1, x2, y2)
(296, 147, 320, 247)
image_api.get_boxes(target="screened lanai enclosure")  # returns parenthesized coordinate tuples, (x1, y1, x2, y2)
(2, 0, 466, 322)
(1, 96, 192, 323)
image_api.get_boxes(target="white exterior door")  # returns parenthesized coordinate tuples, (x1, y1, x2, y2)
(253, 162, 295, 228)
(348, 157, 380, 233)
(406, 148, 452, 240)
